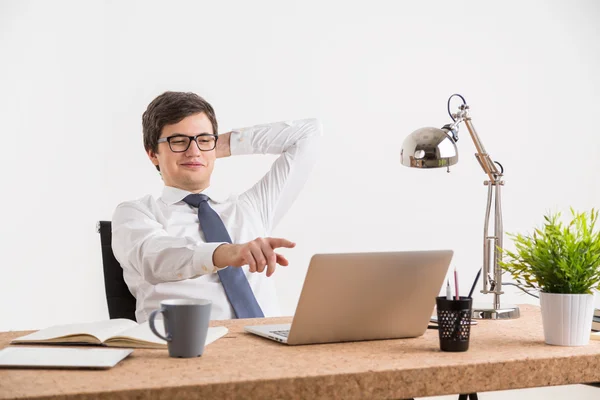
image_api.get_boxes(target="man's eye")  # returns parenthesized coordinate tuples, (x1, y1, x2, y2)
(171, 139, 187, 145)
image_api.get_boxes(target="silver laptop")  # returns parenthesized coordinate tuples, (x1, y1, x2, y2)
(244, 250, 453, 345)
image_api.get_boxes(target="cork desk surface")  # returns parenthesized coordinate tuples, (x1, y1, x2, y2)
(1, 304, 599, 400)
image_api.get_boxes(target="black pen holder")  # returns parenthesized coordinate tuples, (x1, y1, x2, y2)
(435, 296, 472, 352)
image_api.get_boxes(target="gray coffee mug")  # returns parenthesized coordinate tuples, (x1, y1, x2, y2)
(148, 299, 212, 358)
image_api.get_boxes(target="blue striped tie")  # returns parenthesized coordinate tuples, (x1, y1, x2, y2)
(183, 194, 264, 318)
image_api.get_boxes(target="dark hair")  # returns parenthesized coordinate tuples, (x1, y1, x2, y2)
(142, 91, 218, 160)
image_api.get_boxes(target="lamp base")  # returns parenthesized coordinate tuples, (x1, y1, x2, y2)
(471, 303, 520, 320)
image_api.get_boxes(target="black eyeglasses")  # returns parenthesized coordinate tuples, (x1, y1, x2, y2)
(157, 134, 218, 153)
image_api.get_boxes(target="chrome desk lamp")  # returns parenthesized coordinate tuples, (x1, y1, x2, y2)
(400, 94, 519, 320)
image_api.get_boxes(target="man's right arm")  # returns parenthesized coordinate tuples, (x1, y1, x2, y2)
(111, 201, 226, 285)
(112, 201, 297, 284)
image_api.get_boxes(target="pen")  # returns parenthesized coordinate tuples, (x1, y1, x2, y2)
(468, 267, 483, 298)
(454, 267, 460, 300)
(446, 280, 452, 300)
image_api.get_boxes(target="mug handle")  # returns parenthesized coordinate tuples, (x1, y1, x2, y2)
(149, 308, 171, 342)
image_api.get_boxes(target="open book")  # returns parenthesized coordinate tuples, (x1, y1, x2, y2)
(11, 319, 228, 349)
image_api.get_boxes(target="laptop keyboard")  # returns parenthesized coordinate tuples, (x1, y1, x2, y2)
(270, 330, 290, 338)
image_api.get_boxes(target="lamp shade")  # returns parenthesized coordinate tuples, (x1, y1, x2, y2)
(400, 127, 458, 169)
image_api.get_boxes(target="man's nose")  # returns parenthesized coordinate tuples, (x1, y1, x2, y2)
(185, 139, 202, 156)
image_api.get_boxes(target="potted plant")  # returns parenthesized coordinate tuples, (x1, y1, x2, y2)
(500, 208, 600, 346)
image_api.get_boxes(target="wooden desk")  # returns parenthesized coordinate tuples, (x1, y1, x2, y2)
(1, 305, 599, 400)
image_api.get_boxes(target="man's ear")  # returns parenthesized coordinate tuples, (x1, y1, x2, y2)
(147, 149, 159, 168)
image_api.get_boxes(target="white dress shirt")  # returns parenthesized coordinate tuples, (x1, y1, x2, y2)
(112, 119, 322, 322)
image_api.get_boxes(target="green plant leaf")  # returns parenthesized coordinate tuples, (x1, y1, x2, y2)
(499, 209, 600, 294)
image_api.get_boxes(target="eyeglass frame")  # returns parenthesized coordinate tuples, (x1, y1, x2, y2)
(157, 133, 218, 153)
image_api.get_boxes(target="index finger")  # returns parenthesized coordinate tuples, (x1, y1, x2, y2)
(267, 238, 296, 249)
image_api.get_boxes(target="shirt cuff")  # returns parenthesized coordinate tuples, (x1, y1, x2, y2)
(193, 242, 229, 274)
(229, 128, 255, 156)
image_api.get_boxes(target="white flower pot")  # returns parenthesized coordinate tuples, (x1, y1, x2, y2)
(539, 292, 596, 346)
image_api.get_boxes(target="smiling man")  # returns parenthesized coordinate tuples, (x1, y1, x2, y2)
(112, 91, 321, 322)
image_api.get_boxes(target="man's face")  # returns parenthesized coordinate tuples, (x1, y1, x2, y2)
(147, 112, 216, 192)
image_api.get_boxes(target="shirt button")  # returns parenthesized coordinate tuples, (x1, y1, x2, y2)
(202, 265, 209, 272)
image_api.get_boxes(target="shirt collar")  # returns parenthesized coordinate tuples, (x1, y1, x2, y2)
(160, 185, 224, 206)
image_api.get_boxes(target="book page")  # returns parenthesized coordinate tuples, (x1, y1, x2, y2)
(105, 321, 167, 348)
(11, 319, 138, 345)
(105, 322, 229, 349)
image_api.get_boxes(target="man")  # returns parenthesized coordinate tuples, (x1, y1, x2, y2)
(112, 91, 321, 322)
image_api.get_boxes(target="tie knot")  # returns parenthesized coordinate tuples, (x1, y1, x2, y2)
(182, 193, 209, 208)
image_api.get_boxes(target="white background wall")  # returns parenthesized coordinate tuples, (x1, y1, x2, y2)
(1, 0, 599, 397)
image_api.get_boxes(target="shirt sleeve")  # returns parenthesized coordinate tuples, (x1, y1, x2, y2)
(111, 200, 227, 285)
(232, 118, 322, 233)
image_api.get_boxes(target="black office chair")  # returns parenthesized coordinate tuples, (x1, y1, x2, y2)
(97, 221, 137, 321)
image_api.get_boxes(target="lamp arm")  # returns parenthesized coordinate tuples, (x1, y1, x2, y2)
(453, 105, 506, 311)
(430, 95, 518, 318)
(462, 116, 502, 183)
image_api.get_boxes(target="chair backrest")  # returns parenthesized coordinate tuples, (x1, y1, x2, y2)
(97, 221, 137, 321)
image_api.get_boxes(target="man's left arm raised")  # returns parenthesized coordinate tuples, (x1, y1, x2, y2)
(225, 119, 322, 233)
